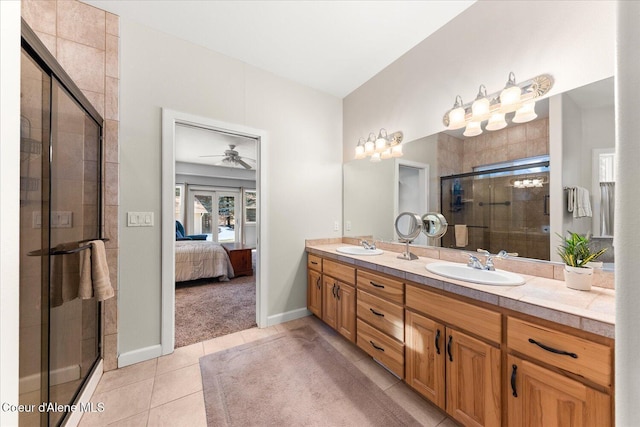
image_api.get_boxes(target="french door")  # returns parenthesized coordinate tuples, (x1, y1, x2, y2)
(187, 188, 240, 243)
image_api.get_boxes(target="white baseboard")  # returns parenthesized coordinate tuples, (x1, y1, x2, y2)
(19, 364, 80, 394)
(118, 344, 162, 368)
(266, 307, 311, 327)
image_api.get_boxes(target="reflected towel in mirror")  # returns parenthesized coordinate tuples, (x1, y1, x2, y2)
(454, 224, 468, 247)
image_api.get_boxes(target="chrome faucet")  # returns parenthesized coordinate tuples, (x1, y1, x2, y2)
(361, 240, 377, 250)
(469, 249, 513, 271)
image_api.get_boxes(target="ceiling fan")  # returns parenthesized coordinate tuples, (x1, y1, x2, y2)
(199, 144, 255, 170)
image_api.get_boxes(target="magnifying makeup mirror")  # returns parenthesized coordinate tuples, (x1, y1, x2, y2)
(395, 212, 423, 260)
(422, 212, 448, 239)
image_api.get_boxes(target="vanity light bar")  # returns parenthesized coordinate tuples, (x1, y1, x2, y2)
(355, 129, 404, 161)
(443, 73, 554, 134)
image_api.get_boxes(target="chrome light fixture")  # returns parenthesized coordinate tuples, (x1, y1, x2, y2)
(443, 73, 553, 137)
(354, 129, 403, 161)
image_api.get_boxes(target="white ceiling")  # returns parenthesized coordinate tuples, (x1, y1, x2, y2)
(82, 0, 475, 98)
(175, 124, 257, 169)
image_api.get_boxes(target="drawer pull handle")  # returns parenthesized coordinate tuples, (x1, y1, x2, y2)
(528, 338, 578, 359)
(511, 364, 518, 397)
(435, 329, 441, 355)
(370, 341, 385, 352)
(316, 277, 321, 289)
(310, 261, 318, 265)
(336, 285, 341, 301)
(370, 281, 385, 289)
(369, 308, 385, 317)
(332, 284, 337, 298)
(447, 335, 453, 362)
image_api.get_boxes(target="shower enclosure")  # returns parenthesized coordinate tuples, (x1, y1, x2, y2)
(20, 21, 104, 426)
(441, 159, 550, 261)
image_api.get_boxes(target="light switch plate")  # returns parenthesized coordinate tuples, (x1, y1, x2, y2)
(128, 212, 154, 227)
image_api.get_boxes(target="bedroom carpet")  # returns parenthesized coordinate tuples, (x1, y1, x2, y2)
(199, 325, 421, 427)
(175, 273, 256, 348)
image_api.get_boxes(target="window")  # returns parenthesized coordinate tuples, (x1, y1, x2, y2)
(175, 184, 185, 224)
(244, 189, 256, 224)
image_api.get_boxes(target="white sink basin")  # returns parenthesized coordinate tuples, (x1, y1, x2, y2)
(426, 262, 525, 286)
(336, 246, 383, 256)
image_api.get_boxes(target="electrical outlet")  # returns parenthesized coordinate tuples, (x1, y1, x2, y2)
(333, 220, 339, 232)
(346, 221, 351, 231)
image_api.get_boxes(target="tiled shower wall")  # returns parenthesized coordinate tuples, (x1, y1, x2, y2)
(22, 0, 120, 371)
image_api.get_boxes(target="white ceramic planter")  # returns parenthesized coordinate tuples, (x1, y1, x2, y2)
(564, 265, 594, 291)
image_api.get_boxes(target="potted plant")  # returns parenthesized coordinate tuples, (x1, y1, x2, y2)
(557, 232, 607, 291)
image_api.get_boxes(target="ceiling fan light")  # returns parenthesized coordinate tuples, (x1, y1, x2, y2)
(512, 100, 537, 123)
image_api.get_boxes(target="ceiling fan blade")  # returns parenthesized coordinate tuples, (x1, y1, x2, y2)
(198, 154, 226, 158)
(237, 159, 253, 169)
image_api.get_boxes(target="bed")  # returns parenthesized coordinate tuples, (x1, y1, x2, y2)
(175, 240, 235, 282)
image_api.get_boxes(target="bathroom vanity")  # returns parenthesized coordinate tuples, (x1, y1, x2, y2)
(305, 241, 614, 427)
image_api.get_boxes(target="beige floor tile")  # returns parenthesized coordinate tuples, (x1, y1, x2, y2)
(150, 364, 202, 408)
(323, 334, 368, 364)
(107, 410, 149, 426)
(279, 315, 315, 331)
(354, 357, 402, 391)
(202, 331, 245, 354)
(95, 359, 157, 394)
(79, 378, 154, 426)
(240, 325, 281, 343)
(385, 382, 448, 427)
(148, 391, 207, 427)
(156, 342, 204, 375)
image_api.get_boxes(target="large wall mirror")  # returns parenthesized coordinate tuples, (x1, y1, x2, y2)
(343, 77, 614, 270)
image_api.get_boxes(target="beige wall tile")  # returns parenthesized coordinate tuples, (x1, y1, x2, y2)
(34, 30, 58, 56)
(105, 120, 119, 163)
(57, 0, 105, 50)
(104, 162, 119, 206)
(104, 292, 118, 335)
(22, 0, 57, 35)
(106, 34, 119, 78)
(81, 89, 105, 118)
(106, 12, 119, 36)
(507, 124, 526, 144)
(105, 76, 119, 121)
(105, 205, 119, 248)
(104, 333, 117, 371)
(57, 38, 105, 93)
(526, 119, 547, 140)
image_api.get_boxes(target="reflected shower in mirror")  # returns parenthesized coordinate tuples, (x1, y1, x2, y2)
(343, 77, 615, 267)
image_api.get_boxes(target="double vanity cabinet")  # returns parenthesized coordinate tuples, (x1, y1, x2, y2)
(306, 248, 614, 427)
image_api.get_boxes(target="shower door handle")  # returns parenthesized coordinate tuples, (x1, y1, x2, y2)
(543, 195, 550, 216)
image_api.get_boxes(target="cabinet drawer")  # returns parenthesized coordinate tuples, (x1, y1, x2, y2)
(357, 319, 404, 379)
(323, 259, 355, 284)
(357, 270, 404, 304)
(507, 317, 612, 388)
(307, 254, 322, 272)
(406, 284, 501, 344)
(356, 290, 404, 342)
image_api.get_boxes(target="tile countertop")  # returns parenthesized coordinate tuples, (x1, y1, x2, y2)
(305, 243, 615, 339)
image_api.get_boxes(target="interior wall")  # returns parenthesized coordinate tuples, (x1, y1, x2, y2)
(118, 20, 342, 356)
(21, 0, 121, 371)
(343, 1, 615, 161)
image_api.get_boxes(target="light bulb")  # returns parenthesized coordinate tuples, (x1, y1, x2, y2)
(374, 129, 388, 153)
(471, 97, 490, 120)
(447, 107, 466, 130)
(463, 121, 482, 137)
(513, 101, 537, 123)
(391, 144, 403, 158)
(355, 144, 365, 159)
(370, 152, 381, 162)
(364, 137, 375, 155)
(485, 112, 507, 131)
(381, 148, 392, 160)
(499, 73, 522, 113)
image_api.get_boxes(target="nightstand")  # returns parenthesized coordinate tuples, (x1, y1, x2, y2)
(221, 243, 254, 277)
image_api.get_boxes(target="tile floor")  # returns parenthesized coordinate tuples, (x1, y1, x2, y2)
(79, 316, 458, 426)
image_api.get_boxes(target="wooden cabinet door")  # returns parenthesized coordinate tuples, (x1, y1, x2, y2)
(507, 355, 611, 427)
(307, 269, 322, 317)
(405, 310, 445, 408)
(446, 329, 501, 427)
(322, 276, 338, 329)
(336, 282, 356, 343)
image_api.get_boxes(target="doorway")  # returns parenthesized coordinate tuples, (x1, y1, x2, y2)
(161, 109, 267, 355)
